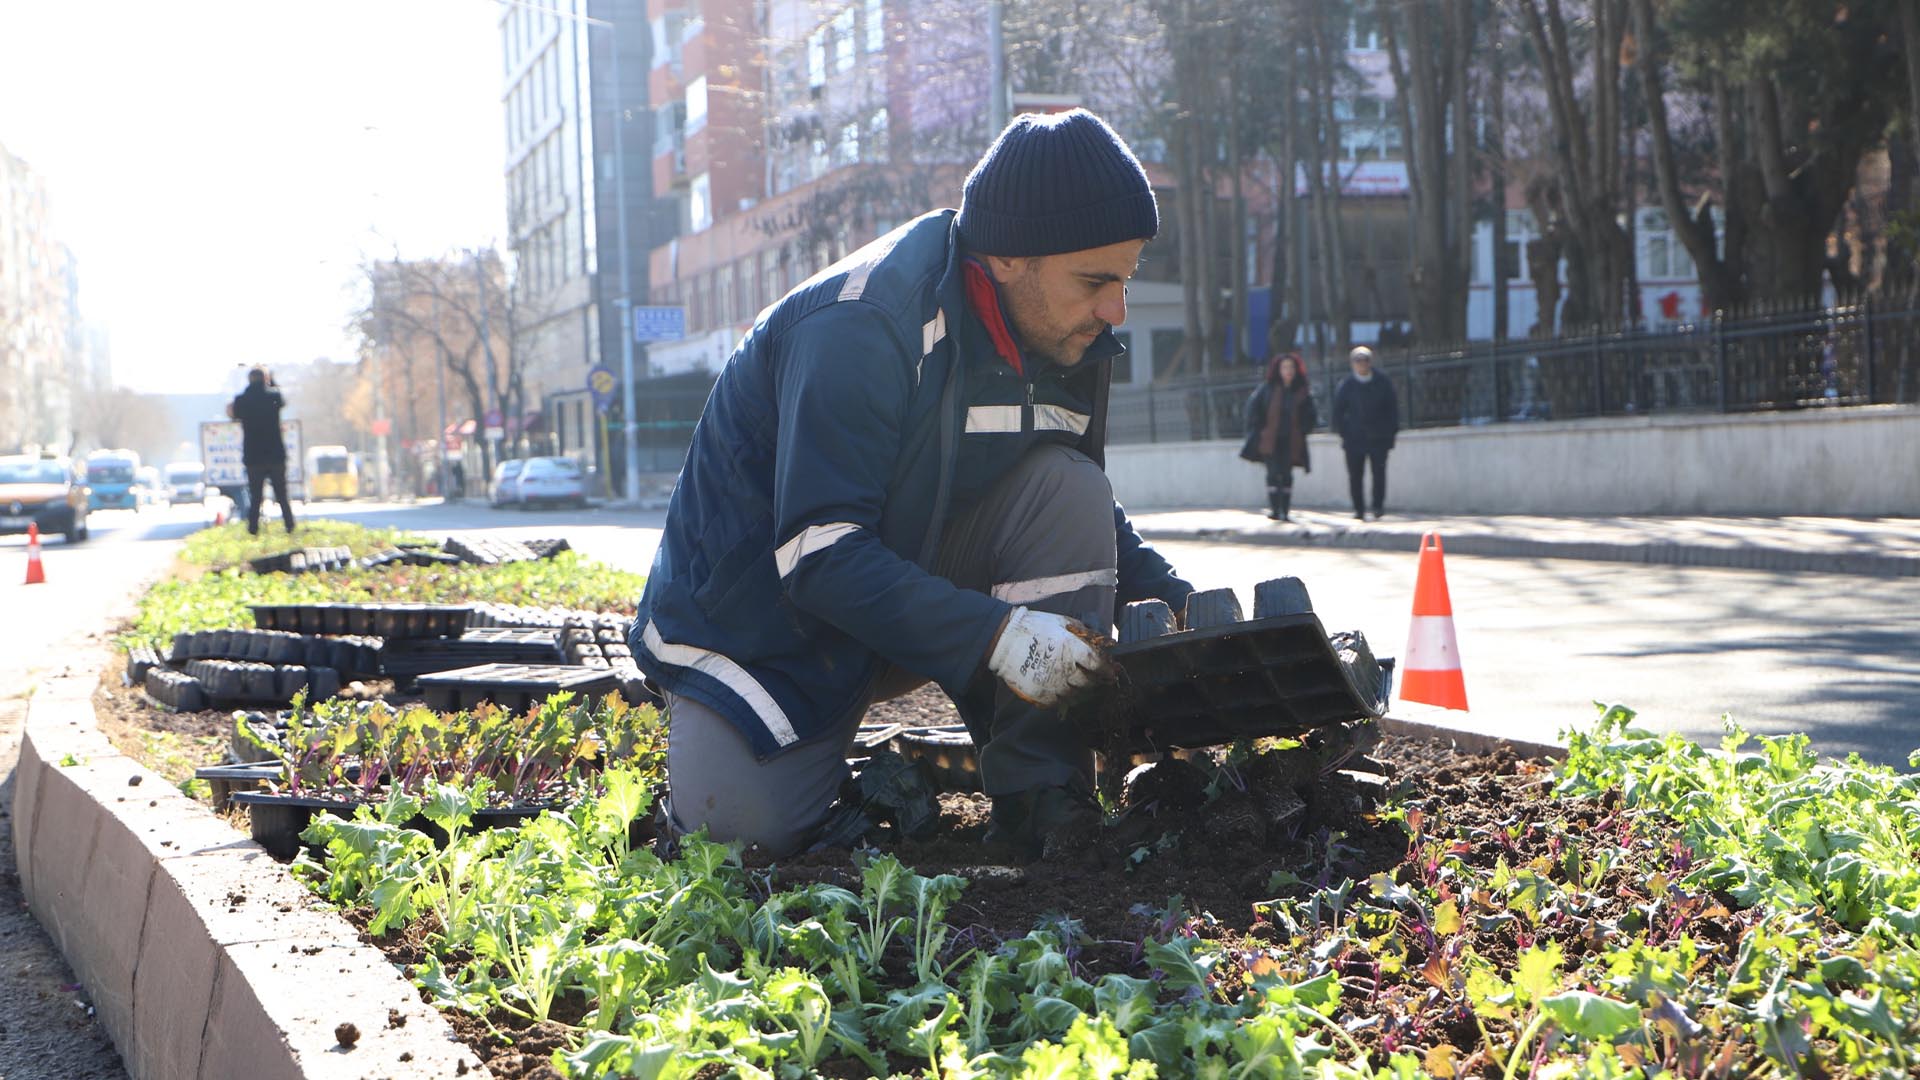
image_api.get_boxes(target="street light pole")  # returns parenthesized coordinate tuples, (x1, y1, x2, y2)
(608, 14, 641, 503)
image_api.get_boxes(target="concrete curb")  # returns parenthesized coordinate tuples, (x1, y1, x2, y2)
(1379, 715, 1567, 762)
(1137, 523, 1920, 577)
(10, 677, 490, 1080)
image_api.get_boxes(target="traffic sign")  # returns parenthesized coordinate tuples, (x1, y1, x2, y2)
(631, 306, 686, 343)
(370, 417, 392, 437)
(587, 365, 618, 413)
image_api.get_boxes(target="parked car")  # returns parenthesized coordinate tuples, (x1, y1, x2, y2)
(489, 459, 525, 507)
(134, 465, 168, 510)
(511, 456, 589, 509)
(164, 461, 206, 504)
(0, 454, 90, 542)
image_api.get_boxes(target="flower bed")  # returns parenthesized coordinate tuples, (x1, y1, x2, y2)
(290, 697, 1920, 1080)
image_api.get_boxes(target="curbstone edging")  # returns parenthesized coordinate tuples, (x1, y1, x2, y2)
(1138, 523, 1920, 578)
(1379, 714, 1567, 762)
(11, 676, 492, 1080)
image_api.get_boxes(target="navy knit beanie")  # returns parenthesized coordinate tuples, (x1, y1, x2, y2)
(957, 109, 1159, 257)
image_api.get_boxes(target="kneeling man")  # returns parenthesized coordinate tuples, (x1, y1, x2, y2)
(632, 109, 1193, 857)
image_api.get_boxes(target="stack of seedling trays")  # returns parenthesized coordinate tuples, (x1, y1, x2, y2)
(249, 602, 472, 639)
(359, 546, 462, 569)
(416, 663, 624, 712)
(169, 627, 384, 677)
(181, 659, 341, 707)
(246, 545, 355, 574)
(382, 627, 566, 685)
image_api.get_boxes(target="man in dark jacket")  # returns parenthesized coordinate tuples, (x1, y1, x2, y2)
(633, 110, 1193, 858)
(1331, 346, 1399, 520)
(226, 367, 297, 535)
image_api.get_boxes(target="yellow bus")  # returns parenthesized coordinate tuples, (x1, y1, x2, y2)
(304, 445, 360, 500)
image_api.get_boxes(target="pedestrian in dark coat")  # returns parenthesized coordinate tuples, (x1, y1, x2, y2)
(1239, 353, 1315, 521)
(226, 367, 297, 535)
(1331, 346, 1399, 520)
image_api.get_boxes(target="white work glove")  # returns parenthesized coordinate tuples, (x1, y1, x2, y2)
(987, 607, 1113, 706)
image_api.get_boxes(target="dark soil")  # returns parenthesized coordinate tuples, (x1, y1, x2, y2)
(342, 684, 1597, 1079)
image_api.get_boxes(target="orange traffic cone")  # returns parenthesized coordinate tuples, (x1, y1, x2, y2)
(1399, 532, 1467, 710)
(24, 523, 46, 585)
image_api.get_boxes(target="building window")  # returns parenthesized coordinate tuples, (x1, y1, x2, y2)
(737, 259, 753, 320)
(1638, 208, 1696, 281)
(864, 0, 884, 52)
(834, 121, 859, 167)
(1151, 329, 1186, 379)
(689, 172, 713, 232)
(761, 250, 781, 309)
(685, 76, 708, 134)
(1350, 5, 1380, 51)
(715, 265, 734, 326)
(866, 107, 889, 161)
(833, 7, 856, 73)
(809, 135, 828, 180)
(808, 30, 826, 89)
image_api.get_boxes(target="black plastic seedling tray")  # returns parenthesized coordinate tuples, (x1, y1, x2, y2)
(381, 628, 566, 684)
(228, 790, 555, 859)
(250, 602, 473, 639)
(415, 663, 623, 712)
(1104, 611, 1388, 753)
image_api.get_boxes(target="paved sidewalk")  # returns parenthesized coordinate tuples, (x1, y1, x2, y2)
(1131, 508, 1920, 577)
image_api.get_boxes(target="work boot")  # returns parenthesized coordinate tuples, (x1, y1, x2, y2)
(1266, 491, 1284, 521)
(1278, 492, 1292, 522)
(984, 785, 1102, 861)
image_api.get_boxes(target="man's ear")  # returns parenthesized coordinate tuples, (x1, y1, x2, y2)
(981, 253, 1031, 285)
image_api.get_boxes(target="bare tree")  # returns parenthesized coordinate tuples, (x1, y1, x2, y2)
(71, 385, 172, 462)
(356, 253, 516, 477)
(1513, 0, 1634, 330)
(1384, 0, 1478, 344)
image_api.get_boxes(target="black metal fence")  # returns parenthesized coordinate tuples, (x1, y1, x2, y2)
(1108, 296, 1920, 445)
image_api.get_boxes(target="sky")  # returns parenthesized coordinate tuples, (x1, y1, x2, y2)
(0, 0, 508, 394)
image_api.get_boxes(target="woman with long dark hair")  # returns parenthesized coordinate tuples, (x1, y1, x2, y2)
(1238, 353, 1317, 521)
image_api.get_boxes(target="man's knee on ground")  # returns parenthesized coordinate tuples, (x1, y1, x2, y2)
(1020, 445, 1114, 522)
(665, 773, 822, 857)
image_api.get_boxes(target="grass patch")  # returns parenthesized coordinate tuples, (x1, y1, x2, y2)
(181, 518, 427, 571)
(127, 545, 646, 650)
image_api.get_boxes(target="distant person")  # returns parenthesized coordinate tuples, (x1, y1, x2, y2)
(226, 367, 297, 535)
(1239, 352, 1315, 521)
(1331, 346, 1398, 521)
(448, 458, 466, 501)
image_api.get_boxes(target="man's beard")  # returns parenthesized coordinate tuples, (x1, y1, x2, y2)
(1006, 272, 1107, 367)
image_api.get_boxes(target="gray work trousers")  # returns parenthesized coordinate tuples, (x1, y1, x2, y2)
(663, 443, 1119, 856)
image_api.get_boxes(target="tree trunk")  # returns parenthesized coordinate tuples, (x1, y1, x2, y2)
(1631, 0, 1740, 312)
(1904, 0, 1920, 176)
(1228, 59, 1250, 366)
(1490, 28, 1510, 342)
(1304, 10, 1350, 352)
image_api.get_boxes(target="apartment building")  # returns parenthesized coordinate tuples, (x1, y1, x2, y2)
(0, 141, 84, 451)
(499, 0, 661, 468)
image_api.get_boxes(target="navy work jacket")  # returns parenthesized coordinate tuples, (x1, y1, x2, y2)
(631, 211, 1192, 760)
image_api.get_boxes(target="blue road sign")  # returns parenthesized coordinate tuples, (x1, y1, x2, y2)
(587, 365, 618, 413)
(632, 306, 686, 343)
